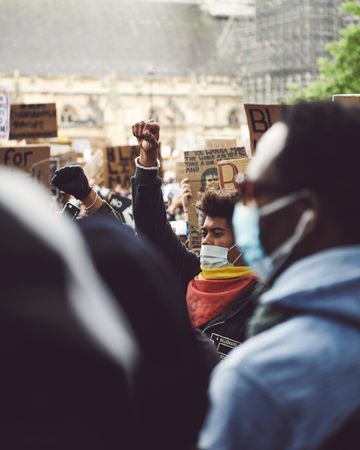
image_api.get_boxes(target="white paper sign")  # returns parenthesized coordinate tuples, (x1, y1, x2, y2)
(0, 85, 10, 140)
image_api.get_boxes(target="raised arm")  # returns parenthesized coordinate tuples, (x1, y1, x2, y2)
(132, 120, 200, 290)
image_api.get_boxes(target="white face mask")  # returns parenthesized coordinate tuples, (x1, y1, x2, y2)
(200, 244, 241, 269)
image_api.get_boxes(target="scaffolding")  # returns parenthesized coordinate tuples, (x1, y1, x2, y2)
(216, 0, 346, 103)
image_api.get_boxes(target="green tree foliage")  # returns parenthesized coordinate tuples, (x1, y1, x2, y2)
(286, 0, 360, 103)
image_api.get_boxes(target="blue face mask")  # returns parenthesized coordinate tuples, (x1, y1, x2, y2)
(232, 191, 314, 283)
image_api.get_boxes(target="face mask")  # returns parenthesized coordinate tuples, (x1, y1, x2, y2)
(232, 191, 314, 283)
(200, 244, 241, 269)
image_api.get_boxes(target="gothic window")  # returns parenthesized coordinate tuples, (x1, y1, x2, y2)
(61, 105, 78, 125)
(228, 109, 240, 128)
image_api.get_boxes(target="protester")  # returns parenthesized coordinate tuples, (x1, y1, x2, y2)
(199, 102, 360, 450)
(52, 165, 218, 449)
(0, 168, 138, 450)
(52, 164, 124, 223)
(131, 120, 260, 358)
(79, 216, 218, 450)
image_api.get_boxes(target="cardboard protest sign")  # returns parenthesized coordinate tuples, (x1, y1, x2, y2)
(0, 85, 10, 140)
(10, 103, 57, 140)
(0, 145, 50, 188)
(204, 137, 237, 149)
(217, 158, 249, 191)
(244, 104, 281, 155)
(105, 145, 140, 190)
(332, 94, 360, 106)
(108, 193, 134, 227)
(184, 147, 246, 249)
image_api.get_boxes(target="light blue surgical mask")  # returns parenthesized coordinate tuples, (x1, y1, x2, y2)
(232, 191, 314, 283)
(200, 244, 242, 269)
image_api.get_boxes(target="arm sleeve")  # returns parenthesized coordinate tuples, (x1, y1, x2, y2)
(131, 166, 200, 291)
(198, 368, 292, 450)
(93, 201, 125, 225)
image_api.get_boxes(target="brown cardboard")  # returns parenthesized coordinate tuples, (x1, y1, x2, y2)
(184, 146, 246, 248)
(10, 103, 58, 140)
(105, 145, 140, 190)
(217, 158, 249, 191)
(244, 104, 281, 155)
(175, 160, 186, 183)
(0, 145, 50, 188)
(332, 94, 360, 106)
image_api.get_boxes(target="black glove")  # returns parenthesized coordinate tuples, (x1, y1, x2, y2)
(51, 165, 91, 200)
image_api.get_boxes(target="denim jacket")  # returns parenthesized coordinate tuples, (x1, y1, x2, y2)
(199, 247, 360, 450)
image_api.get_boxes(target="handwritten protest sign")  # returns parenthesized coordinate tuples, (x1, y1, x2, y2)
(332, 94, 360, 106)
(184, 147, 246, 248)
(244, 104, 281, 155)
(10, 103, 57, 140)
(105, 145, 140, 190)
(0, 85, 10, 140)
(217, 158, 249, 191)
(0, 145, 50, 188)
(108, 193, 134, 227)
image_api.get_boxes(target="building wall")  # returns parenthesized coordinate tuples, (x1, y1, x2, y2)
(4, 73, 245, 152)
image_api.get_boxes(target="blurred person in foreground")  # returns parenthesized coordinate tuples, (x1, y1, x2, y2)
(0, 168, 138, 450)
(199, 102, 360, 450)
(52, 166, 218, 449)
(131, 120, 260, 358)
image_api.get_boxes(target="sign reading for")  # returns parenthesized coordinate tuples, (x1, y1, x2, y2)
(106, 145, 140, 189)
(217, 158, 249, 191)
(244, 104, 281, 155)
(0, 145, 50, 188)
(184, 147, 246, 249)
(10, 103, 58, 140)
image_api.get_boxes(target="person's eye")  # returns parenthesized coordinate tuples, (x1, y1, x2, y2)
(201, 230, 208, 238)
(213, 231, 224, 238)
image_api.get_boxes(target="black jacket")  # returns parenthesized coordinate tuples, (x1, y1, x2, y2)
(132, 165, 260, 355)
(79, 217, 218, 450)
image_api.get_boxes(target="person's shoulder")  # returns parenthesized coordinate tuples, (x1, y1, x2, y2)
(220, 314, 360, 377)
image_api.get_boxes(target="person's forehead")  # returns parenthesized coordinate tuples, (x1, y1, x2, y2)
(247, 122, 288, 182)
(203, 216, 228, 229)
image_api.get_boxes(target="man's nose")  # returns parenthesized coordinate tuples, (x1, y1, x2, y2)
(201, 234, 213, 246)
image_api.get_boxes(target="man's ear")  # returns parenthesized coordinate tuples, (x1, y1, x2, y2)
(300, 190, 320, 235)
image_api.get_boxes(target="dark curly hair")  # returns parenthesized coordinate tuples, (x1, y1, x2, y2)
(195, 190, 241, 225)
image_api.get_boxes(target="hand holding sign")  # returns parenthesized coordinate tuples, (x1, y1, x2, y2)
(132, 120, 159, 167)
(51, 165, 91, 200)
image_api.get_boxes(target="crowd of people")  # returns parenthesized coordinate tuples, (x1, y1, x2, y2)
(3, 100, 360, 449)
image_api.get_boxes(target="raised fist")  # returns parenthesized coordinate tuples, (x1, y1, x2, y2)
(51, 165, 91, 200)
(132, 120, 160, 153)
